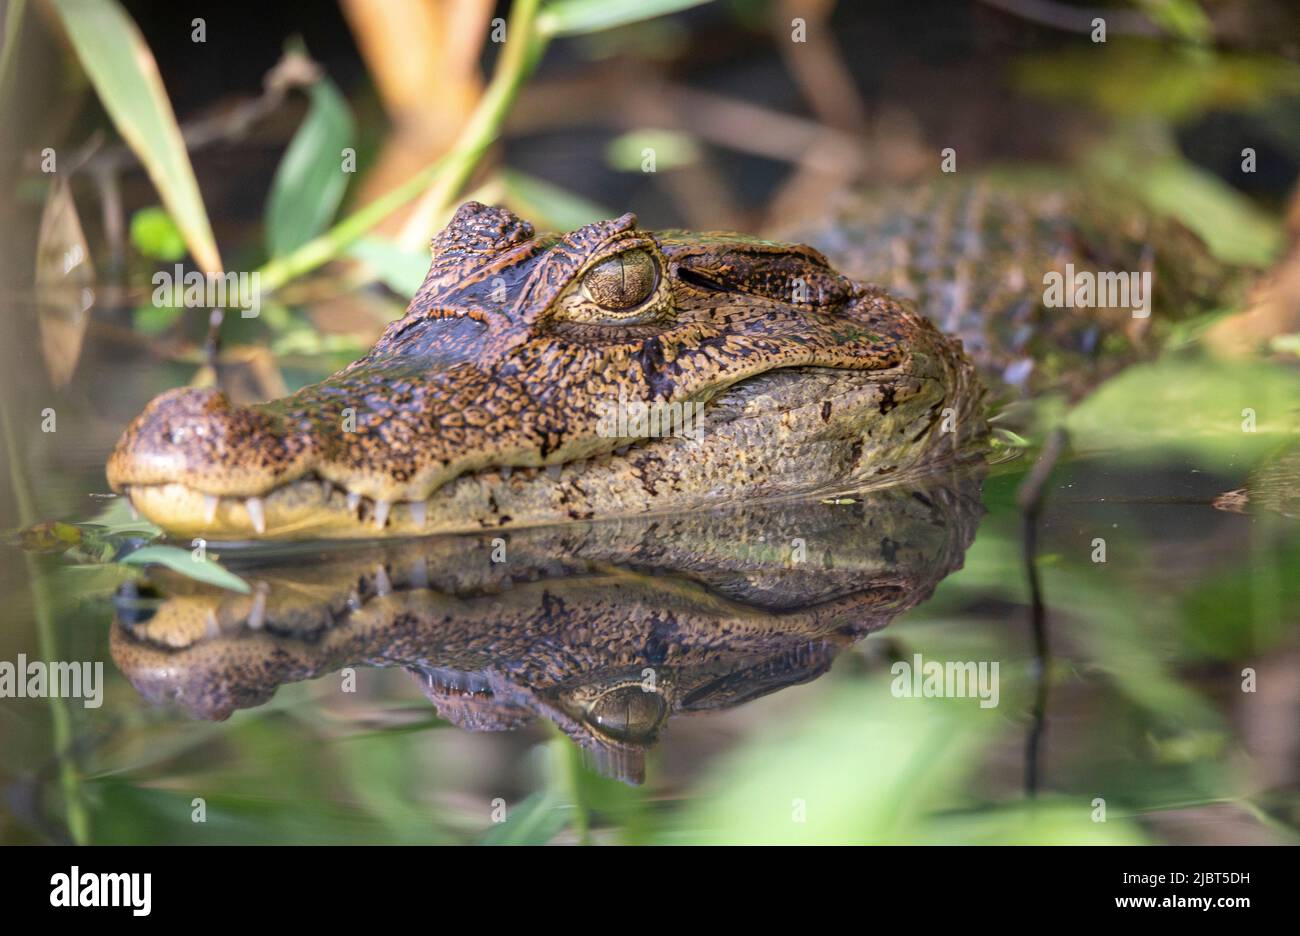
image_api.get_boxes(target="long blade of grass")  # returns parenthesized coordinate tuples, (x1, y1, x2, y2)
(50, 0, 222, 273)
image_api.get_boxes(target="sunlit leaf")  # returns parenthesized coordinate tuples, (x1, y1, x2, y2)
(925, 802, 1147, 844)
(538, 0, 711, 37)
(1126, 156, 1283, 267)
(265, 66, 356, 258)
(50, 0, 222, 273)
(119, 544, 250, 594)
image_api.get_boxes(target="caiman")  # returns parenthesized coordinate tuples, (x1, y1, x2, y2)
(112, 472, 982, 783)
(106, 176, 1237, 540)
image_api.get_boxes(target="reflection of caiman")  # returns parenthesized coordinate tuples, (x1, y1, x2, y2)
(112, 472, 982, 782)
(106, 177, 1235, 540)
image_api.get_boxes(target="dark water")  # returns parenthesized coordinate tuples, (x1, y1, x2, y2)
(2, 298, 1298, 845)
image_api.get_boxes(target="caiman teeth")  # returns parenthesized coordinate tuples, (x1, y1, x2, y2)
(422, 667, 492, 697)
(123, 447, 635, 538)
(247, 584, 267, 630)
(245, 497, 266, 535)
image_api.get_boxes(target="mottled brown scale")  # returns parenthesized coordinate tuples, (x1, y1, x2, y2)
(781, 174, 1246, 397)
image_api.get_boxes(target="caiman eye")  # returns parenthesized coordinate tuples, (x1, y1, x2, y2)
(584, 686, 667, 742)
(580, 249, 658, 310)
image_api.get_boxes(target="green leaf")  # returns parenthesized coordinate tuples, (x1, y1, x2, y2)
(1014, 39, 1300, 125)
(662, 677, 995, 844)
(538, 0, 711, 37)
(1127, 155, 1283, 267)
(119, 544, 250, 594)
(132, 303, 181, 336)
(480, 791, 570, 845)
(498, 169, 611, 230)
(129, 206, 187, 261)
(85, 495, 161, 537)
(50, 0, 221, 273)
(346, 237, 429, 298)
(265, 70, 356, 258)
(1064, 352, 1300, 468)
(605, 128, 700, 172)
(1136, 0, 1212, 45)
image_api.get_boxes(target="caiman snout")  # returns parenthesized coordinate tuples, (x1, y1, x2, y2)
(109, 387, 313, 496)
(108, 386, 321, 536)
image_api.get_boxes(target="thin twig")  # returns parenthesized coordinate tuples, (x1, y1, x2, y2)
(1016, 426, 1068, 798)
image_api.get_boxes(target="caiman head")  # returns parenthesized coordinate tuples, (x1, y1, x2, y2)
(108, 202, 985, 539)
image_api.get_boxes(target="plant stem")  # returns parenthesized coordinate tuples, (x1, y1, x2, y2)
(0, 0, 28, 105)
(0, 398, 90, 844)
(256, 0, 547, 294)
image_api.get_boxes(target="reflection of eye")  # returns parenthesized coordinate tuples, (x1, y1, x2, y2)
(585, 686, 668, 743)
(580, 249, 658, 311)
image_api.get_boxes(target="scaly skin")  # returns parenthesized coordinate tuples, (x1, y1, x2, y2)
(107, 201, 984, 539)
(782, 174, 1243, 397)
(108, 177, 1236, 540)
(111, 471, 983, 783)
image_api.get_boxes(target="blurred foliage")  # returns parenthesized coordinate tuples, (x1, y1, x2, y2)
(606, 128, 702, 172)
(1015, 39, 1300, 123)
(128, 206, 186, 262)
(537, 0, 711, 36)
(498, 169, 611, 231)
(1064, 352, 1300, 468)
(1086, 134, 1284, 267)
(660, 676, 1146, 844)
(264, 54, 357, 259)
(12, 497, 249, 593)
(49, 0, 221, 272)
